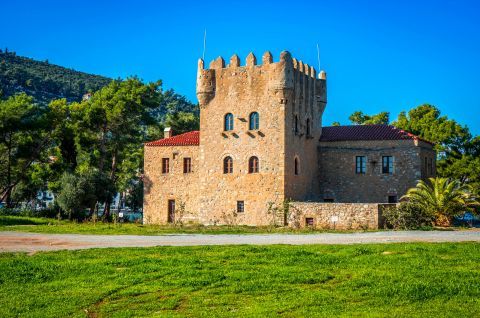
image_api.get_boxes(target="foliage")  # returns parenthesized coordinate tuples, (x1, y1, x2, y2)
(402, 178, 479, 226)
(382, 202, 435, 229)
(1, 244, 480, 317)
(349, 111, 389, 125)
(165, 111, 200, 135)
(0, 93, 56, 207)
(0, 50, 110, 105)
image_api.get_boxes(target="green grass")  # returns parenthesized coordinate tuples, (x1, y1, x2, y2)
(0, 243, 479, 317)
(0, 216, 380, 235)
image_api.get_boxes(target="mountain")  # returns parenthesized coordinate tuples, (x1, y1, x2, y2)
(0, 49, 111, 104)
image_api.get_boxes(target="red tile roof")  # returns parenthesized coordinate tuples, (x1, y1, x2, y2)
(320, 125, 433, 144)
(145, 131, 200, 147)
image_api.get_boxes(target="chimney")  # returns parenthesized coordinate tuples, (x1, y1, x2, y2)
(164, 127, 173, 139)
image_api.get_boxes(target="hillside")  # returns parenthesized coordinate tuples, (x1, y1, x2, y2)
(0, 50, 111, 104)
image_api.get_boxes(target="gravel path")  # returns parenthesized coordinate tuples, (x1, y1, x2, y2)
(0, 230, 479, 253)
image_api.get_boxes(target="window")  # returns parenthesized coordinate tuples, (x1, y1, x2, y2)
(223, 156, 233, 174)
(248, 156, 259, 173)
(294, 157, 299, 175)
(424, 157, 428, 174)
(183, 157, 192, 173)
(388, 195, 398, 203)
(305, 217, 314, 226)
(323, 198, 334, 203)
(224, 113, 234, 131)
(382, 156, 394, 174)
(249, 112, 259, 130)
(294, 115, 299, 135)
(355, 156, 366, 174)
(162, 158, 170, 174)
(237, 201, 244, 213)
(428, 158, 433, 175)
(306, 118, 311, 137)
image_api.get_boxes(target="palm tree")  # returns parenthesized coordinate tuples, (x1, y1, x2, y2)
(402, 178, 479, 226)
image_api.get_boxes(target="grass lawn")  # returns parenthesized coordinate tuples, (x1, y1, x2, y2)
(1, 243, 479, 317)
(0, 216, 383, 235)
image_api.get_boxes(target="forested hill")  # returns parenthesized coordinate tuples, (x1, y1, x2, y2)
(0, 50, 111, 104)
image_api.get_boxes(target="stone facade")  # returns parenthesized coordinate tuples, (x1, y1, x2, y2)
(143, 50, 435, 228)
(318, 139, 436, 203)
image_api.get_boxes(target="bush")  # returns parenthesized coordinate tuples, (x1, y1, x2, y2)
(383, 202, 435, 230)
(0, 206, 59, 218)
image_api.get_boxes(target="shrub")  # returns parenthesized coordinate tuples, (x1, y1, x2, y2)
(383, 202, 435, 230)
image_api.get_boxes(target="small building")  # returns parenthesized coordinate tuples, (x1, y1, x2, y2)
(143, 51, 435, 228)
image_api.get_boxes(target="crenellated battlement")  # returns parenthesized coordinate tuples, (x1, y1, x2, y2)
(196, 50, 327, 107)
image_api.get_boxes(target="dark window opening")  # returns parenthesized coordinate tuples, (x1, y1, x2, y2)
(428, 158, 433, 175)
(323, 198, 334, 203)
(306, 118, 311, 137)
(162, 158, 170, 174)
(224, 113, 234, 131)
(294, 157, 299, 175)
(183, 157, 192, 173)
(388, 195, 398, 203)
(305, 217, 314, 226)
(355, 156, 366, 174)
(248, 156, 259, 173)
(294, 115, 299, 135)
(223, 156, 233, 174)
(249, 112, 259, 130)
(382, 156, 394, 174)
(237, 201, 244, 213)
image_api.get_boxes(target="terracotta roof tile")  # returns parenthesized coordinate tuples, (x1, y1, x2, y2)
(320, 125, 433, 144)
(145, 131, 199, 147)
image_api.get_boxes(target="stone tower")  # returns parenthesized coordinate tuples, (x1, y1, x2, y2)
(196, 51, 327, 225)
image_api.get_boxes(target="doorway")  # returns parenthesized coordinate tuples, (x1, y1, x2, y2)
(168, 200, 175, 223)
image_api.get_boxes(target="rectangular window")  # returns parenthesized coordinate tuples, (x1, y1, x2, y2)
(382, 156, 394, 174)
(237, 201, 244, 213)
(305, 217, 314, 226)
(355, 156, 366, 174)
(162, 158, 170, 174)
(323, 198, 334, 203)
(388, 195, 398, 203)
(428, 158, 433, 175)
(183, 157, 192, 173)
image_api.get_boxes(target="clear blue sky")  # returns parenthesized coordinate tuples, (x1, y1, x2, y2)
(2, 0, 479, 135)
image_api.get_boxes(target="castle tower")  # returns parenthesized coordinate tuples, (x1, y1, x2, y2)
(196, 51, 327, 225)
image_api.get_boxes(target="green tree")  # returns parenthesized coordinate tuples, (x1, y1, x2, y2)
(402, 178, 479, 226)
(331, 121, 341, 126)
(349, 111, 389, 125)
(74, 78, 162, 219)
(0, 94, 56, 207)
(165, 111, 199, 135)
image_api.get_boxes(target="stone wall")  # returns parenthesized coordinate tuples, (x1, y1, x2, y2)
(318, 139, 435, 203)
(143, 145, 200, 224)
(289, 202, 393, 229)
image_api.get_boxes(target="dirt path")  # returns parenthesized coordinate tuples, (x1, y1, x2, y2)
(1, 230, 479, 253)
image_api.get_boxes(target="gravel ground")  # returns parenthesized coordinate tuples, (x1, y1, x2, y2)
(0, 230, 479, 253)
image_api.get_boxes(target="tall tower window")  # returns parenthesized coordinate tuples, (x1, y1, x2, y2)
(248, 156, 259, 173)
(224, 113, 234, 131)
(306, 118, 311, 137)
(294, 115, 299, 135)
(249, 112, 259, 130)
(223, 156, 233, 174)
(294, 157, 300, 175)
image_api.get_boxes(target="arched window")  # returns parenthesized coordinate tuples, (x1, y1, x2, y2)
(294, 115, 299, 135)
(223, 156, 233, 174)
(249, 112, 259, 130)
(294, 157, 299, 175)
(224, 113, 234, 131)
(306, 118, 311, 136)
(248, 156, 259, 173)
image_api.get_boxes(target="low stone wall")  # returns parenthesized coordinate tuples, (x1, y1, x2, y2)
(289, 202, 393, 230)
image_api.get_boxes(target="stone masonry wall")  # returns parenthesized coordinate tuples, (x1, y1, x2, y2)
(290, 202, 393, 229)
(318, 139, 435, 203)
(143, 145, 200, 224)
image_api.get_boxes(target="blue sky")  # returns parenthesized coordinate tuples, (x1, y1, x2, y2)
(2, 0, 479, 135)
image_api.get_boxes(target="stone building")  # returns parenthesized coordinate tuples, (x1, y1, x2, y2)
(143, 51, 435, 228)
